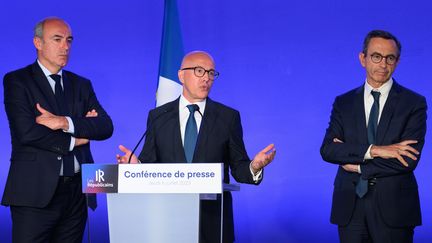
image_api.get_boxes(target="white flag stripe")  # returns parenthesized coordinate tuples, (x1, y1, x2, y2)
(156, 76, 182, 107)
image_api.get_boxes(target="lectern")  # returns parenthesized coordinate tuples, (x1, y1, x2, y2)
(82, 163, 239, 243)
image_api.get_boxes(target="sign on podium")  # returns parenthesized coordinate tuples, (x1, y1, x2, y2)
(82, 163, 232, 243)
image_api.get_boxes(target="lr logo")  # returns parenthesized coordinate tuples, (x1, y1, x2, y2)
(95, 169, 105, 182)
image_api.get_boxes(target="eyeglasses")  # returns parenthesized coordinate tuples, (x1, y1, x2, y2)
(180, 66, 220, 80)
(369, 53, 398, 65)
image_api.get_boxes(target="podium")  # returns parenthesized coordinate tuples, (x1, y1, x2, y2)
(82, 163, 239, 243)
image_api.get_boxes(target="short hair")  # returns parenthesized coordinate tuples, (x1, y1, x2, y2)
(34, 20, 44, 38)
(33, 17, 64, 39)
(362, 30, 402, 56)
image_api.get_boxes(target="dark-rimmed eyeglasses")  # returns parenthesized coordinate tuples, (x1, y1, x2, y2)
(368, 53, 398, 65)
(180, 66, 219, 80)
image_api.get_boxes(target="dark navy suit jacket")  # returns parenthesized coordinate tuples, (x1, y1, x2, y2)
(139, 97, 261, 243)
(321, 81, 427, 227)
(2, 62, 113, 208)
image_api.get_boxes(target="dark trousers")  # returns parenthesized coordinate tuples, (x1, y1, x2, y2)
(338, 184, 414, 243)
(11, 175, 87, 243)
(199, 193, 234, 243)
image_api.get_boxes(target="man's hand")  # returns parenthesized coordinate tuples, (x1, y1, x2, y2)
(370, 140, 419, 167)
(333, 138, 359, 173)
(75, 138, 89, 147)
(71, 110, 97, 148)
(35, 103, 69, 130)
(86, 109, 98, 117)
(341, 164, 359, 173)
(251, 144, 276, 174)
(116, 145, 139, 164)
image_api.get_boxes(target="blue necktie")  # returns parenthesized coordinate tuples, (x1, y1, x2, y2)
(356, 90, 380, 198)
(184, 104, 199, 163)
(50, 74, 74, 176)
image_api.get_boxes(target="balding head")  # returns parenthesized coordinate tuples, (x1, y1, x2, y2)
(178, 51, 217, 103)
(180, 51, 215, 70)
(33, 17, 73, 73)
(34, 17, 71, 39)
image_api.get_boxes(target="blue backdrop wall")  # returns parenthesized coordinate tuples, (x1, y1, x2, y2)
(0, 1, 431, 242)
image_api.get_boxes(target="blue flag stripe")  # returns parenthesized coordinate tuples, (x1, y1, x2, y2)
(157, 0, 184, 84)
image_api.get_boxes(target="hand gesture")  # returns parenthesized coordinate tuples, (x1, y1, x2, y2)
(116, 145, 139, 164)
(251, 144, 276, 173)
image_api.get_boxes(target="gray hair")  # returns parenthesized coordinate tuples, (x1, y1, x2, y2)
(34, 20, 44, 38)
(33, 17, 65, 38)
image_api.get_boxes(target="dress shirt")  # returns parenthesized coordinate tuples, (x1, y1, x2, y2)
(37, 60, 80, 174)
(363, 78, 393, 128)
(178, 95, 262, 181)
(359, 78, 393, 173)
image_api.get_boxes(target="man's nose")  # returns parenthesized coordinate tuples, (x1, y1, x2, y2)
(379, 58, 388, 68)
(61, 40, 70, 50)
(201, 72, 210, 82)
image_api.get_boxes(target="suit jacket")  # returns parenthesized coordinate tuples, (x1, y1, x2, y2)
(320, 81, 427, 227)
(2, 62, 113, 208)
(139, 97, 261, 243)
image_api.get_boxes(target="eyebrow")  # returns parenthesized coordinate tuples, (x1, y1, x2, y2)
(51, 34, 74, 40)
(371, 52, 396, 56)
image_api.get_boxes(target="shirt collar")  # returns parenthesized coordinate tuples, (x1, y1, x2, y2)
(364, 78, 393, 97)
(179, 95, 206, 115)
(37, 59, 63, 77)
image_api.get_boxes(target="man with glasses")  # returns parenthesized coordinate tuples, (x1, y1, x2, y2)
(321, 30, 427, 242)
(117, 51, 276, 243)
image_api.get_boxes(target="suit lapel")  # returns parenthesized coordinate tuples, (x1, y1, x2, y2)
(376, 82, 401, 145)
(31, 62, 60, 114)
(354, 86, 368, 144)
(193, 98, 216, 163)
(169, 99, 187, 162)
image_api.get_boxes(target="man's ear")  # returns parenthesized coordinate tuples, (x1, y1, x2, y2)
(359, 52, 366, 67)
(178, 70, 185, 84)
(33, 37, 42, 50)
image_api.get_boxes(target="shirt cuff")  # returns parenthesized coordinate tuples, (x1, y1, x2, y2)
(64, 116, 75, 134)
(358, 165, 362, 174)
(69, 136, 75, 151)
(364, 144, 373, 160)
(249, 161, 263, 183)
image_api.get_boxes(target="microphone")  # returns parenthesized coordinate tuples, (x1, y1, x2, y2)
(196, 106, 203, 118)
(128, 107, 173, 163)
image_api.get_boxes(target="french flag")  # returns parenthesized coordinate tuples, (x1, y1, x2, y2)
(156, 0, 184, 107)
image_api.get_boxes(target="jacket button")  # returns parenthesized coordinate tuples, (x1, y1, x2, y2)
(57, 156, 62, 160)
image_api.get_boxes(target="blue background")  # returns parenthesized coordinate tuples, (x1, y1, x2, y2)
(1, 1, 431, 242)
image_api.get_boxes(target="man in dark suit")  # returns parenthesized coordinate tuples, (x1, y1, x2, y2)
(321, 30, 427, 243)
(2, 17, 113, 242)
(117, 51, 276, 243)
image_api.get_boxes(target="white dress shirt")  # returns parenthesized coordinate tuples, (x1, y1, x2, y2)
(359, 78, 393, 173)
(179, 95, 206, 146)
(178, 95, 262, 181)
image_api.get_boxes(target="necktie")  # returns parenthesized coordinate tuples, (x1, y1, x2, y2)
(184, 104, 199, 163)
(356, 90, 380, 198)
(49, 74, 74, 176)
(50, 74, 68, 115)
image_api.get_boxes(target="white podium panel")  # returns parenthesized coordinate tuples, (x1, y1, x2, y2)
(107, 193, 200, 243)
(82, 163, 228, 243)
